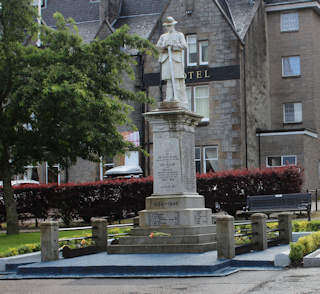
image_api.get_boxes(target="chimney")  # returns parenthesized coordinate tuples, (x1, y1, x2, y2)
(99, 0, 108, 23)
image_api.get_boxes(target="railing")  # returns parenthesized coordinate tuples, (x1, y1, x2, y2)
(58, 223, 133, 244)
(266, 219, 281, 246)
(234, 221, 257, 255)
(229, 215, 291, 257)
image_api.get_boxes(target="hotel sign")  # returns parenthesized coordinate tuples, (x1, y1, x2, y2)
(143, 65, 240, 87)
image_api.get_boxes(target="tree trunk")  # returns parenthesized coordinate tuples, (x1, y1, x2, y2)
(3, 172, 19, 235)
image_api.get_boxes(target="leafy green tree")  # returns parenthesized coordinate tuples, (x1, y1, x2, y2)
(0, 0, 155, 234)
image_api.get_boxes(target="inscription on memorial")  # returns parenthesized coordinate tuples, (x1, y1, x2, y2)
(194, 211, 209, 225)
(154, 139, 181, 194)
(151, 200, 179, 209)
(149, 212, 179, 226)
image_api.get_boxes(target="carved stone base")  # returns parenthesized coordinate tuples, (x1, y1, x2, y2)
(108, 107, 216, 254)
(107, 225, 216, 254)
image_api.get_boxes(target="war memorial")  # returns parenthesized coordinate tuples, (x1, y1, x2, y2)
(108, 17, 216, 254)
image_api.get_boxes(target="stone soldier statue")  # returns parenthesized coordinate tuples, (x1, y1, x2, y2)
(156, 17, 188, 109)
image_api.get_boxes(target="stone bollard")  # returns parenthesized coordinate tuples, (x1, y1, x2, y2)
(251, 213, 267, 251)
(133, 216, 140, 227)
(40, 221, 59, 262)
(278, 212, 293, 244)
(216, 215, 235, 259)
(92, 218, 108, 252)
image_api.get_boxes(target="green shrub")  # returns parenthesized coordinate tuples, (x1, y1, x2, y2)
(289, 243, 304, 266)
(292, 220, 320, 232)
(0, 243, 41, 258)
(289, 231, 320, 265)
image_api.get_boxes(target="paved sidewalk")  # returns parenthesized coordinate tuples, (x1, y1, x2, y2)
(1, 268, 320, 294)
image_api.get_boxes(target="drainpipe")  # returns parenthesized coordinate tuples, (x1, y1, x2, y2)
(242, 45, 248, 169)
(257, 131, 261, 169)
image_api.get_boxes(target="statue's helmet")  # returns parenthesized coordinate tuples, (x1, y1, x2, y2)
(163, 16, 178, 26)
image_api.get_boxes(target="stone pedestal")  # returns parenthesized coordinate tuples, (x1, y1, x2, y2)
(92, 218, 107, 252)
(139, 103, 212, 228)
(40, 222, 59, 262)
(108, 103, 216, 254)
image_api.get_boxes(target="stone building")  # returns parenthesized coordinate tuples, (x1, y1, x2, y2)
(24, 0, 319, 190)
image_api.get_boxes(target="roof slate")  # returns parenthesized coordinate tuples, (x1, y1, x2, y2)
(41, 0, 100, 27)
(77, 21, 101, 43)
(114, 15, 159, 39)
(41, 0, 100, 43)
(120, 0, 169, 16)
(227, 0, 260, 39)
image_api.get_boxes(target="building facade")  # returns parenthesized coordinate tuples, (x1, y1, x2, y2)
(22, 0, 320, 190)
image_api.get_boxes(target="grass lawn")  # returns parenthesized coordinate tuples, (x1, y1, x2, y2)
(0, 229, 92, 253)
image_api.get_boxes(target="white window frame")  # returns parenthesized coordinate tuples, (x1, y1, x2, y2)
(195, 147, 201, 174)
(187, 35, 197, 67)
(194, 85, 210, 120)
(45, 163, 60, 185)
(282, 56, 301, 77)
(266, 155, 297, 167)
(281, 12, 299, 32)
(283, 102, 302, 123)
(203, 146, 218, 173)
(199, 40, 209, 65)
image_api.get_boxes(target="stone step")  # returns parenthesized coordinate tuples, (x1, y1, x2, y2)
(107, 242, 217, 254)
(118, 233, 216, 245)
(130, 225, 216, 236)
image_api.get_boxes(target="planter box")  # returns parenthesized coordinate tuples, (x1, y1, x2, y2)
(62, 246, 99, 259)
(303, 249, 320, 267)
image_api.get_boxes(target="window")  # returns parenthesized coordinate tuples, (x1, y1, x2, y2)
(204, 147, 218, 173)
(194, 146, 219, 173)
(45, 163, 60, 184)
(283, 102, 302, 123)
(195, 147, 201, 174)
(281, 12, 299, 32)
(24, 165, 40, 181)
(282, 56, 300, 77)
(266, 155, 297, 167)
(186, 85, 210, 120)
(187, 35, 197, 66)
(186, 35, 209, 66)
(199, 41, 208, 65)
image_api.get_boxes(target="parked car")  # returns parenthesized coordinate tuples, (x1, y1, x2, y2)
(0, 179, 40, 187)
(105, 165, 143, 179)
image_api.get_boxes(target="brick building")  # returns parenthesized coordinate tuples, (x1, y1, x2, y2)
(25, 0, 319, 189)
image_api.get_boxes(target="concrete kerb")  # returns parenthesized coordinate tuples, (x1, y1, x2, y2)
(0, 252, 40, 272)
(303, 248, 320, 267)
(0, 244, 289, 279)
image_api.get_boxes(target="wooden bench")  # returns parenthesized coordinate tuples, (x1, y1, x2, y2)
(245, 193, 311, 221)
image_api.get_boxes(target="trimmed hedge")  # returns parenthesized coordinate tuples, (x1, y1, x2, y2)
(0, 166, 302, 224)
(290, 232, 320, 266)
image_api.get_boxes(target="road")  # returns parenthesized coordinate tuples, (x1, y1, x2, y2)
(1, 268, 320, 294)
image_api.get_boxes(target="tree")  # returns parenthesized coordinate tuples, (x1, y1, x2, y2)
(0, 0, 156, 234)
